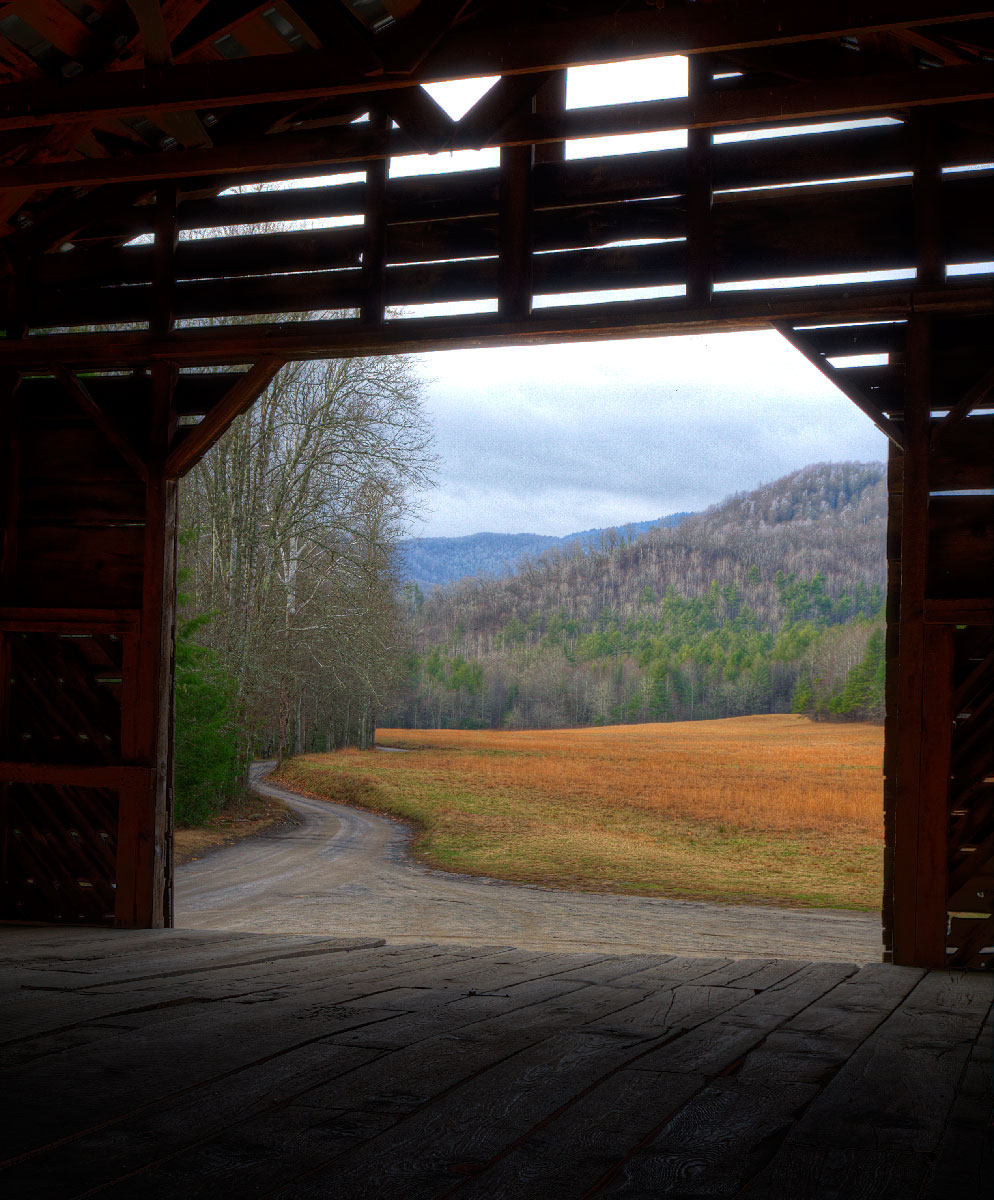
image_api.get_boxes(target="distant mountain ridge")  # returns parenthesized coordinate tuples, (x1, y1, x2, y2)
(386, 462, 889, 732)
(397, 513, 690, 590)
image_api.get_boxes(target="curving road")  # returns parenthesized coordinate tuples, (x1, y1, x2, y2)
(175, 763, 883, 962)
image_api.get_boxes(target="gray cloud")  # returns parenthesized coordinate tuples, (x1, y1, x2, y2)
(411, 331, 888, 537)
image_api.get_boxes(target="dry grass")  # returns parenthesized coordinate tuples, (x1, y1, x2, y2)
(278, 715, 884, 910)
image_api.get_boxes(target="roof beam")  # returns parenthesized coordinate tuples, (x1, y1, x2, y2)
(2, 62, 991, 193)
(0, 4, 988, 131)
(2, 282, 989, 371)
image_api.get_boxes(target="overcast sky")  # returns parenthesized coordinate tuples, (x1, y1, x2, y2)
(409, 330, 889, 538)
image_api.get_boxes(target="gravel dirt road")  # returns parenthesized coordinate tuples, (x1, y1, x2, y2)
(175, 763, 883, 961)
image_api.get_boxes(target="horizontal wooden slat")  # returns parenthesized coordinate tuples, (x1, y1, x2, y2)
(17, 425, 146, 483)
(75, 121, 991, 248)
(0, 607, 141, 633)
(18, 480, 146, 526)
(14, 372, 246, 419)
(4, 63, 992, 194)
(37, 163, 992, 297)
(0, 762, 150, 788)
(13, 525, 145, 608)
(27, 176, 992, 327)
(923, 598, 994, 626)
(1, 280, 990, 370)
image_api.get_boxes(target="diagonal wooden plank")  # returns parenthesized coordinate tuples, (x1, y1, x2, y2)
(281, 0, 382, 75)
(931, 363, 994, 447)
(382, 85, 453, 153)
(163, 357, 284, 477)
(125, 0, 213, 149)
(53, 364, 148, 481)
(455, 72, 556, 148)
(773, 321, 905, 447)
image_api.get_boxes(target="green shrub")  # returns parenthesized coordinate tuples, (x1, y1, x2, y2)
(174, 610, 245, 826)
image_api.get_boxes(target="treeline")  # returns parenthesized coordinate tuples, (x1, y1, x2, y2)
(174, 353, 432, 822)
(385, 463, 887, 732)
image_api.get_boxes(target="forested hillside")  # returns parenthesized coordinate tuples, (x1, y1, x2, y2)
(397, 513, 688, 590)
(385, 463, 887, 731)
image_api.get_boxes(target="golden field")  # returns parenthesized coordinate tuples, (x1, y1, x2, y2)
(277, 715, 884, 910)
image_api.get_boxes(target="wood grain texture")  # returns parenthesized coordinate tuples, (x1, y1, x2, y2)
(0, 931, 987, 1200)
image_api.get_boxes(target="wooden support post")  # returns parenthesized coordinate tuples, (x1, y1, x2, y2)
(891, 313, 946, 967)
(533, 71, 567, 165)
(498, 141, 534, 320)
(0, 370, 19, 920)
(0, 369, 20, 595)
(882, 440, 903, 961)
(151, 184, 179, 336)
(122, 177, 179, 925)
(686, 56, 713, 307)
(1, 248, 28, 341)
(912, 110, 943, 289)
(117, 365, 177, 928)
(361, 107, 388, 327)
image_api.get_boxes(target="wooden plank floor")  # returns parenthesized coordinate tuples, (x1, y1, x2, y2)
(1, 928, 990, 1199)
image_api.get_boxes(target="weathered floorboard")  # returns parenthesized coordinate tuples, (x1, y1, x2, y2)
(0, 929, 988, 1200)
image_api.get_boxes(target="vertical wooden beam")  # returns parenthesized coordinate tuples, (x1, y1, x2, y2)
(686, 56, 713, 307)
(134, 177, 179, 924)
(115, 367, 178, 925)
(361, 107, 389, 327)
(881, 439, 903, 962)
(891, 313, 945, 966)
(498, 140, 534, 320)
(1, 249, 28, 342)
(920, 621, 955, 954)
(912, 110, 943, 289)
(889, 106, 955, 967)
(0, 370, 20, 921)
(533, 71, 567, 165)
(151, 184, 179, 336)
(0, 369, 20, 596)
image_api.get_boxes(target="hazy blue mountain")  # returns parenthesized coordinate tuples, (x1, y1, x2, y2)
(397, 513, 690, 590)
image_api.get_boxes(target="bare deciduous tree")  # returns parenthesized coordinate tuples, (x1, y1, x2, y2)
(180, 352, 434, 758)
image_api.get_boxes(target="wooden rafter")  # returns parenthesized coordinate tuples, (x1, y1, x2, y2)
(2, 62, 990, 192)
(0, 7, 989, 133)
(125, 0, 213, 149)
(931, 363, 994, 446)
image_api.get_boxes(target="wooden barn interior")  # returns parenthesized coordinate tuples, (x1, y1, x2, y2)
(0, 2, 991, 1195)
